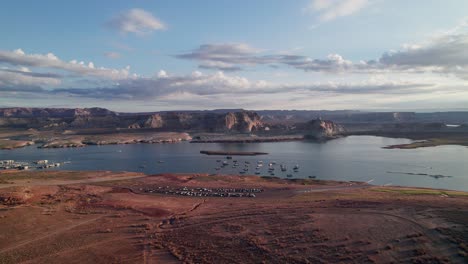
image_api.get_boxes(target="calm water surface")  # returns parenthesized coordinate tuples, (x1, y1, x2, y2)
(1, 136, 467, 191)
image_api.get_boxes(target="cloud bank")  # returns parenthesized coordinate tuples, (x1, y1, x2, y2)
(2, 19, 468, 110)
(176, 26, 468, 79)
(0, 49, 131, 80)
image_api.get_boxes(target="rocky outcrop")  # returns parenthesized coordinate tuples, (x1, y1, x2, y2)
(144, 114, 165, 128)
(0, 108, 261, 133)
(0, 107, 119, 129)
(127, 111, 263, 133)
(303, 119, 345, 140)
(217, 111, 263, 133)
(0, 107, 114, 118)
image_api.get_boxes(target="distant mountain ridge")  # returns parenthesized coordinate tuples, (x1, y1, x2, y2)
(0, 107, 115, 118)
(0, 107, 264, 133)
(1, 107, 468, 132)
(256, 110, 468, 124)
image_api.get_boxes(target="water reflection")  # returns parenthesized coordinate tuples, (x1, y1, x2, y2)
(1, 136, 467, 191)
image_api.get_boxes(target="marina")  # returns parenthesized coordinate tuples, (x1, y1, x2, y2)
(1, 159, 65, 170)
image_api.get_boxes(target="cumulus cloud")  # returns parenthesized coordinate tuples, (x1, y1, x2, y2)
(107, 8, 166, 35)
(176, 43, 354, 72)
(378, 31, 468, 79)
(178, 25, 468, 79)
(46, 71, 433, 100)
(0, 49, 131, 79)
(156, 70, 168, 78)
(306, 0, 370, 22)
(2, 28, 466, 110)
(0, 67, 60, 92)
(0, 53, 455, 110)
(176, 43, 375, 73)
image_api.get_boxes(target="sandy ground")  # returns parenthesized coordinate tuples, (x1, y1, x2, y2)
(384, 137, 468, 149)
(0, 171, 467, 263)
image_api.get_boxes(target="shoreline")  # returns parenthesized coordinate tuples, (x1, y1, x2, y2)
(1, 170, 467, 194)
(2, 130, 468, 150)
(383, 139, 468, 149)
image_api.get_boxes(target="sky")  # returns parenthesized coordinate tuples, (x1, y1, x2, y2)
(1, 0, 468, 112)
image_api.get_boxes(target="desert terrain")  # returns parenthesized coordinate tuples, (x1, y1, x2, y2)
(2, 107, 468, 150)
(0, 171, 467, 263)
(0, 128, 191, 149)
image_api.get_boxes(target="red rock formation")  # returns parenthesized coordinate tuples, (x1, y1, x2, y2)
(304, 119, 345, 140)
(219, 111, 263, 133)
(144, 114, 164, 128)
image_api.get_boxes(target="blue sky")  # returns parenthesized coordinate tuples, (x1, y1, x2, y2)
(1, 0, 468, 111)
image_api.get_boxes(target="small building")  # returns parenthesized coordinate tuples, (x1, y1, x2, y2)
(0, 160, 15, 165)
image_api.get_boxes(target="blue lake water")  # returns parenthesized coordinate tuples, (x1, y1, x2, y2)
(1, 136, 467, 191)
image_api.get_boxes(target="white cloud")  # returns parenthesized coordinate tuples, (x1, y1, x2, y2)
(0, 49, 131, 80)
(107, 8, 166, 35)
(378, 31, 468, 79)
(176, 43, 260, 71)
(177, 43, 350, 72)
(0, 67, 61, 92)
(177, 23, 468, 79)
(306, 0, 370, 22)
(2, 59, 464, 110)
(176, 43, 361, 72)
(156, 70, 168, 78)
(46, 71, 433, 100)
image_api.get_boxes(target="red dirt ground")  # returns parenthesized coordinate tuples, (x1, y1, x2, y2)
(0, 171, 467, 263)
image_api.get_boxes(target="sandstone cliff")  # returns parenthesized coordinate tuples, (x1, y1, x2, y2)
(129, 111, 263, 133)
(303, 119, 345, 140)
(217, 112, 263, 133)
(0, 107, 264, 133)
(0, 107, 114, 118)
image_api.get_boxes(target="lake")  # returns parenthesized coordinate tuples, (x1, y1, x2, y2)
(1, 136, 467, 191)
